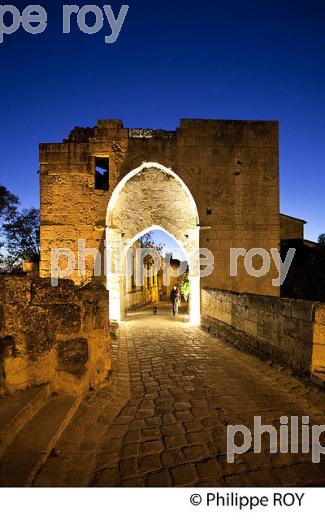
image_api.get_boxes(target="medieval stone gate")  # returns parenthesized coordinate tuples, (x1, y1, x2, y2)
(1, 118, 324, 398)
(39, 118, 281, 316)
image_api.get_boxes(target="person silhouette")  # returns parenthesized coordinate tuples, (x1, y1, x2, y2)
(170, 285, 179, 316)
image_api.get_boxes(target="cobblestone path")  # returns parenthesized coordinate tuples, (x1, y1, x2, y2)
(35, 304, 325, 487)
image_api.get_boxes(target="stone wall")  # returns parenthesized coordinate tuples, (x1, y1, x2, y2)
(280, 214, 305, 240)
(201, 288, 325, 376)
(40, 119, 280, 297)
(0, 275, 111, 395)
(126, 288, 148, 311)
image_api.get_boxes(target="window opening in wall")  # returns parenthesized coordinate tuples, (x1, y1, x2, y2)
(95, 157, 109, 190)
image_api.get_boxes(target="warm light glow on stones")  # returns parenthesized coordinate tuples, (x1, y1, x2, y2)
(106, 162, 200, 324)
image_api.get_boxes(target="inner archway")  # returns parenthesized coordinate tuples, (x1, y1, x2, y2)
(106, 162, 200, 324)
(124, 226, 190, 318)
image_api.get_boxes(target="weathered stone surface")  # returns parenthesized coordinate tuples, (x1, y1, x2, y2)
(30, 278, 76, 305)
(0, 336, 15, 391)
(315, 305, 325, 326)
(24, 307, 56, 356)
(0, 275, 111, 394)
(0, 306, 5, 334)
(280, 215, 304, 241)
(56, 338, 88, 378)
(52, 304, 81, 334)
(0, 336, 17, 359)
(0, 276, 29, 305)
(202, 288, 325, 376)
(24, 305, 81, 357)
(171, 464, 197, 486)
(39, 119, 281, 298)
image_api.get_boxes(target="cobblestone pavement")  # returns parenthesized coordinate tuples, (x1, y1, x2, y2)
(35, 304, 325, 487)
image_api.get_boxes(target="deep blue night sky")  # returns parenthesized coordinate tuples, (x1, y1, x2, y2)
(0, 0, 324, 242)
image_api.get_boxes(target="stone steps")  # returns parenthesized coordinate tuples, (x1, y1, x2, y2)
(0, 393, 81, 487)
(0, 385, 51, 459)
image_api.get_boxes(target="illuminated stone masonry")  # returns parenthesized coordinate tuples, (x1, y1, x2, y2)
(1, 118, 322, 397)
(39, 118, 283, 320)
(201, 288, 325, 378)
(0, 276, 111, 395)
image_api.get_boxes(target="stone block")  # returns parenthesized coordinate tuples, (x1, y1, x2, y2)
(312, 344, 325, 373)
(291, 347, 312, 374)
(0, 335, 17, 359)
(30, 278, 76, 305)
(56, 338, 89, 378)
(313, 323, 325, 345)
(299, 320, 313, 343)
(279, 316, 300, 339)
(244, 319, 257, 337)
(231, 305, 244, 330)
(0, 276, 29, 305)
(3, 355, 29, 389)
(0, 306, 4, 334)
(314, 305, 325, 326)
(291, 301, 314, 322)
(23, 305, 56, 357)
(51, 304, 81, 334)
(278, 300, 292, 318)
(280, 335, 296, 355)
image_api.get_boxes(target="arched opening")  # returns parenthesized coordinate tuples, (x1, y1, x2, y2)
(106, 162, 200, 324)
(124, 226, 191, 318)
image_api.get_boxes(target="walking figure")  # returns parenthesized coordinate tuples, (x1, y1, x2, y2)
(170, 285, 180, 316)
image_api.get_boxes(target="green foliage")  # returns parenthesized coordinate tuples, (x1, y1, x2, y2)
(0, 184, 40, 272)
(179, 273, 190, 301)
(3, 208, 40, 269)
(0, 184, 19, 222)
(0, 184, 19, 254)
(318, 233, 325, 246)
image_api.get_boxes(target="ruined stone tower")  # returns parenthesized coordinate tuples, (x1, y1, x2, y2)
(39, 119, 281, 319)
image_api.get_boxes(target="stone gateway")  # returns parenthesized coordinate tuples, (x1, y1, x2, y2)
(39, 118, 284, 321)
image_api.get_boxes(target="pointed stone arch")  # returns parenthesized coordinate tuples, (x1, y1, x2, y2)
(106, 162, 200, 323)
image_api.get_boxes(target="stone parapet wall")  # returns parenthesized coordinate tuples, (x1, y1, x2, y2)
(201, 288, 325, 376)
(0, 276, 111, 395)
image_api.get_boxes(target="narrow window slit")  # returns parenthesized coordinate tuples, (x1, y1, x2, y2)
(95, 157, 109, 191)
